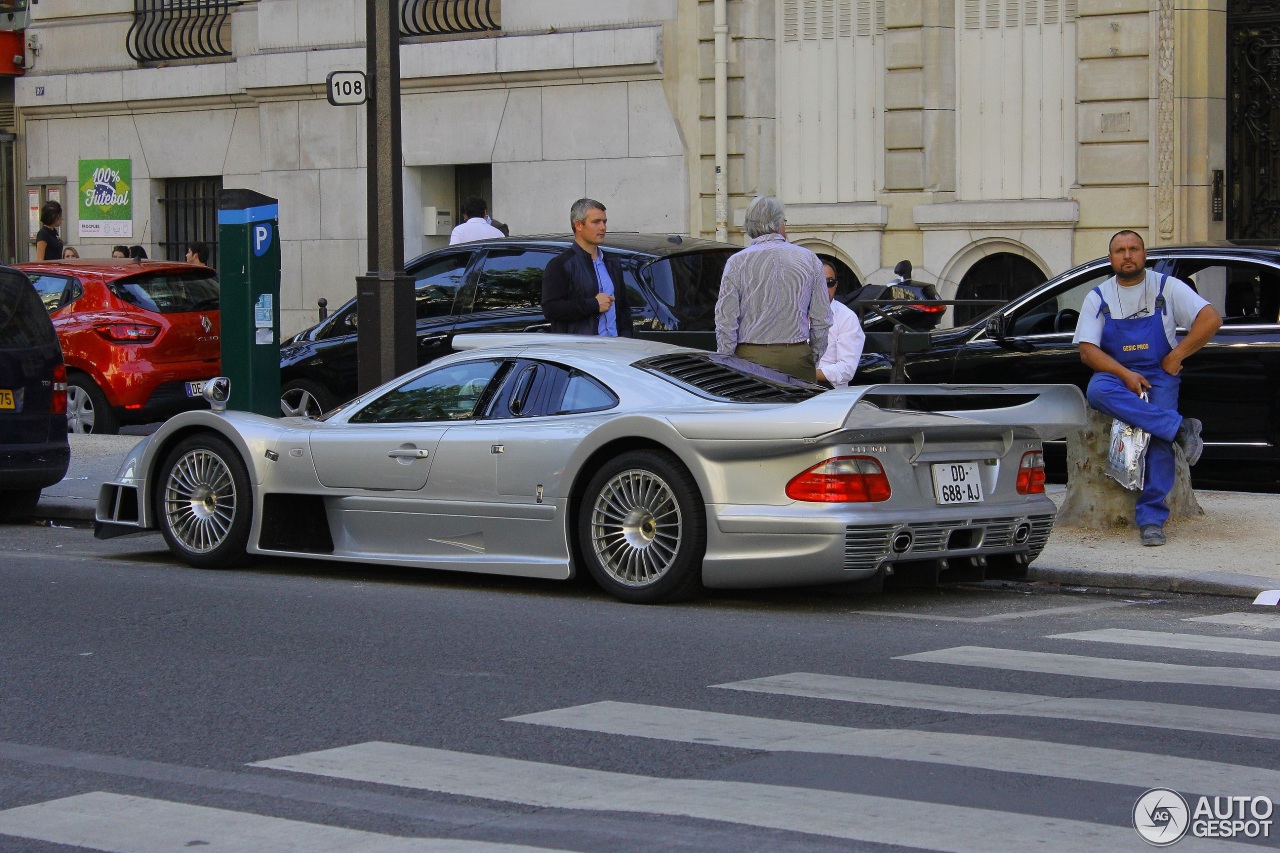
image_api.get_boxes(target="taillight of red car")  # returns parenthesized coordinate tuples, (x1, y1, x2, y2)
(786, 456, 892, 502)
(94, 323, 161, 343)
(51, 363, 67, 414)
(1016, 450, 1046, 494)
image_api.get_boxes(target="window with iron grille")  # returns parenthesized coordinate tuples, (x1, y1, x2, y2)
(127, 0, 233, 64)
(159, 176, 221, 268)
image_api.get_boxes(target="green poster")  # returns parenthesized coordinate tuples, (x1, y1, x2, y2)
(77, 158, 133, 239)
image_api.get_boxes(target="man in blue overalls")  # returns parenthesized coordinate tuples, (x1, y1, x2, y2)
(1073, 231, 1222, 546)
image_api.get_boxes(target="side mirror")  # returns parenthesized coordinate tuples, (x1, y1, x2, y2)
(202, 377, 231, 412)
(984, 315, 1008, 340)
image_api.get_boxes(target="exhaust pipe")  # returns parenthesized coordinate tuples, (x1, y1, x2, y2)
(1013, 523, 1031, 544)
(891, 531, 914, 553)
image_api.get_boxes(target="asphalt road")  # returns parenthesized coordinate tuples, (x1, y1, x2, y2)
(3, 521, 1279, 852)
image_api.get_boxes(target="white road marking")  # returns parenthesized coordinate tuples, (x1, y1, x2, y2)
(0, 792, 566, 853)
(1050, 628, 1280, 657)
(898, 646, 1280, 690)
(852, 601, 1134, 622)
(716, 673, 1280, 740)
(251, 741, 1253, 853)
(1187, 612, 1280, 630)
(508, 700, 1280, 794)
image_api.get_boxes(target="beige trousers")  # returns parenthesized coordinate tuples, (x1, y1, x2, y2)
(734, 342, 816, 383)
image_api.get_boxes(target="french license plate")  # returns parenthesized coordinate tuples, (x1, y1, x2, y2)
(0, 389, 13, 410)
(186, 381, 206, 398)
(932, 462, 984, 505)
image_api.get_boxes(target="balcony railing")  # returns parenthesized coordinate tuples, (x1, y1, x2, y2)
(127, 0, 233, 64)
(400, 0, 499, 38)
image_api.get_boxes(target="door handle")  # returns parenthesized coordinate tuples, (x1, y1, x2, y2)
(523, 323, 551, 333)
(387, 448, 429, 459)
(418, 334, 447, 347)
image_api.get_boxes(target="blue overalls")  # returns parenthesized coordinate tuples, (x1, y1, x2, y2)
(1084, 275, 1185, 529)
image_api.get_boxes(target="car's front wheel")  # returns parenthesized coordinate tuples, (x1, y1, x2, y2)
(578, 449, 706, 603)
(155, 433, 252, 569)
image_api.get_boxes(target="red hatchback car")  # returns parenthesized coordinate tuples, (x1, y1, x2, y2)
(19, 260, 221, 434)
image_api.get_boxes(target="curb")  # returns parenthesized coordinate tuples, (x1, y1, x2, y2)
(1030, 566, 1277, 600)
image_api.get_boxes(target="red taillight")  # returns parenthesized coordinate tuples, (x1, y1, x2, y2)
(912, 303, 947, 313)
(786, 456, 892, 503)
(95, 322, 160, 343)
(51, 363, 67, 414)
(1016, 450, 1046, 494)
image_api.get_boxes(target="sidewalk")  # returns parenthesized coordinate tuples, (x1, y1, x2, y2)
(36, 435, 1280, 600)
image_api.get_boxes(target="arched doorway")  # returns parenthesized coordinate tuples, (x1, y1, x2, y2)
(954, 253, 1047, 326)
(1228, 1, 1280, 238)
(814, 254, 861, 301)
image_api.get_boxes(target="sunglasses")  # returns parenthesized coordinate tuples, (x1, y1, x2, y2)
(825, 278, 837, 286)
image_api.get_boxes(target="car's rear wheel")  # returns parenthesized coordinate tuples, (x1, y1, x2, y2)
(67, 374, 119, 435)
(0, 489, 41, 523)
(155, 433, 252, 569)
(578, 449, 705, 603)
(280, 379, 336, 418)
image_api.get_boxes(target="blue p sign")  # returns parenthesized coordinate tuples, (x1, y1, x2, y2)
(253, 222, 273, 257)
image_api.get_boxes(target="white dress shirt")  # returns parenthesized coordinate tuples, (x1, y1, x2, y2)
(449, 216, 504, 245)
(817, 298, 865, 387)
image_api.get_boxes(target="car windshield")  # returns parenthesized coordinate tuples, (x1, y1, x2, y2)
(0, 277, 56, 347)
(110, 271, 220, 314)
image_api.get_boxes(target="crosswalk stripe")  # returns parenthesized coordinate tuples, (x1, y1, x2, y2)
(897, 646, 1280, 690)
(1187, 612, 1280, 629)
(1050, 628, 1280, 657)
(507, 700, 1280, 794)
(0, 792, 566, 853)
(251, 741, 1254, 853)
(716, 673, 1280, 740)
(852, 601, 1134, 622)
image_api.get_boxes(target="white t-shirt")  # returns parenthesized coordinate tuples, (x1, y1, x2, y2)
(1073, 270, 1210, 350)
(449, 217, 504, 245)
(818, 298, 865, 388)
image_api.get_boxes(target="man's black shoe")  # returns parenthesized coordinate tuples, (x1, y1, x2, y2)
(1140, 524, 1166, 546)
(1175, 417, 1203, 466)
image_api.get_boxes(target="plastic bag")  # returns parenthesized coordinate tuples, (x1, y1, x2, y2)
(1105, 393, 1150, 491)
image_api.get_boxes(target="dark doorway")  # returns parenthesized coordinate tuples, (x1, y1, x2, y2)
(159, 176, 222, 268)
(814, 254, 861, 301)
(1228, 1, 1280, 239)
(954, 253, 1047, 326)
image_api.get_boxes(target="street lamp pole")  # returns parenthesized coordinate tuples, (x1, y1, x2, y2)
(356, 0, 414, 394)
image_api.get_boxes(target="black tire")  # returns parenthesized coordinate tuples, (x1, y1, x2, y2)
(155, 433, 253, 569)
(577, 449, 706, 604)
(280, 378, 337, 418)
(66, 373, 119, 435)
(0, 489, 41, 523)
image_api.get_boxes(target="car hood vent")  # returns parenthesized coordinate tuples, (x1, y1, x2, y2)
(637, 352, 822, 403)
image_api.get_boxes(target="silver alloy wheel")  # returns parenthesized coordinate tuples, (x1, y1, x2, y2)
(589, 468, 682, 587)
(280, 386, 323, 418)
(162, 447, 237, 554)
(66, 384, 95, 433)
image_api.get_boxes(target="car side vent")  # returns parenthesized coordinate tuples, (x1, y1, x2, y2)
(637, 353, 822, 403)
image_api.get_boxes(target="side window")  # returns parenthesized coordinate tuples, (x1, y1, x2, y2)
(350, 359, 505, 423)
(485, 360, 619, 418)
(27, 273, 81, 313)
(1007, 268, 1117, 336)
(411, 253, 471, 320)
(471, 250, 558, 312)
(644, 250, 736, 330)
(556, 373, 618, 414)
(1173, 261, 1280, 326)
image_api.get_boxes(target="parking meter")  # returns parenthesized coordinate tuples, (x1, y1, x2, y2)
(217, 189, 281, 416)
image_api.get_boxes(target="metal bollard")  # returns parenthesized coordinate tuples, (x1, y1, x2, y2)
(317, 297, 328, 322)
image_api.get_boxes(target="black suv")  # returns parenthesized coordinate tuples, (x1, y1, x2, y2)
(280, 235, 739, 415)
(0, 266, 69, 521)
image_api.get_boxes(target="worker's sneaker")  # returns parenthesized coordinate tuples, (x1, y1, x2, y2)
(1175, 417, 1204, 466)
(1140, 524, 1166, 547)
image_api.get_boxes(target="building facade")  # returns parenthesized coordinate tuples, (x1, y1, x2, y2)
(12, 0, 1271, 334)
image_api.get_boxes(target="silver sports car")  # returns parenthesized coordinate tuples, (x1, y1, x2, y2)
(95, 335, 1086, 603)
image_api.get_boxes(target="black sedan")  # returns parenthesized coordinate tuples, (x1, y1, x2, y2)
(856, 244, 1280, 491)
(280, 235, 738, 416)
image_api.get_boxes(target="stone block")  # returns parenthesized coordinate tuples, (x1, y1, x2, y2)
(1078, 100, 1150, 143)
(400, 39, 497, 81)
(1077, 56, 1150, 102)
(1073, 186, 1151, 228)
(305, 47, 369, 83)
(25, 121, 49, 177)
(503, 0, 676, 31)
(497, 32, 575, 74)
(223, 108, 263, 178)
(135, 111, 239, 179)
(585, 156, 688, 233)
(922, 108, 956, 192)
(268, 170, 322, 241)
(885, 70, 924, 110)
(299, 99, 359, 171)
(105, 115, 147, 174)
(1179, 97, 1225, 185)
(541, 83, 630, 161)
(628, 82, 684, 158)
(886, 0, 923, 29)
(1078, 13, 1149, 59)
(256, 0, 300, 50)
(740, 118, 775, 197)
(885, 111, 923, 150)
(574, 27, 663, 71)
(400, 90, 508, 166)
(1078, 0, 1156, 15)
(885, 150, 925, 190)
(16, 75, 66, 108)
(123, 63, 233, 102)
(921, 0, 956, 29)
(1078, 141, 1150, 185)
(259, 101, 300, 172)
(318, 168, 367, 240)
(920, 26, 956, 110)
(66, 72, 123, 106)
(493, 88, 545, 163)
(296, 0, 361, 49)
(1177, 8, 1226, 99)
(492, 160, 586, 234)
(885, 30, 923, 70)
(238, 52, 310, 91)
